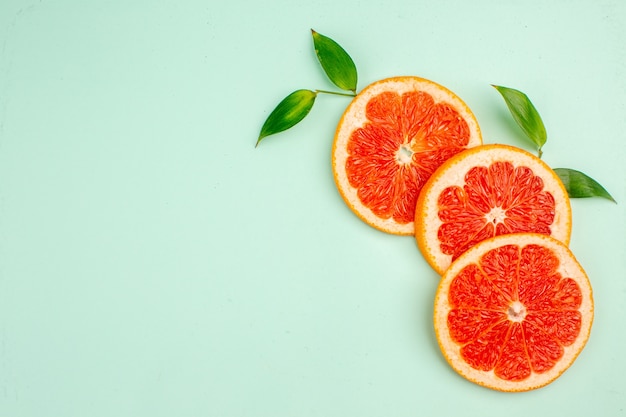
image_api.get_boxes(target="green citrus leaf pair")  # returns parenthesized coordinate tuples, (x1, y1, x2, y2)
(256, 30, 358, 147)
(553, 168, 616, 202)
(256, 90, 316, 147)
(493, 85, 547, 157)
(494, 85, 615, 202)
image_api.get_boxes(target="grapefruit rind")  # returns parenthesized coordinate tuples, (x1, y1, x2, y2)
(434, 233, 593, 392)
(332, 76, 482, 235)
(415, 144, 572, 275)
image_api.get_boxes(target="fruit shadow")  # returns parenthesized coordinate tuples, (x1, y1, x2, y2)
(413, 267, 451, 368)
(489, 105, 531, 148)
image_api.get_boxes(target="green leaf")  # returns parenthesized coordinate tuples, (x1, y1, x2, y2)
(493, 85, 547, 157)
(311, 29, 358, 93)
(256, 89, 317, 147)
(553, 168, 616, 202)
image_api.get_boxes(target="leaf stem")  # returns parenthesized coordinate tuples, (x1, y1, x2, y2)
(315, 89, 356, 97)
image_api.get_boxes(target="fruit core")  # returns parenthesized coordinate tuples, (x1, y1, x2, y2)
(507, 301, 527, 322)
(485, 206, 507, 225)
(396, 144, 414, 165)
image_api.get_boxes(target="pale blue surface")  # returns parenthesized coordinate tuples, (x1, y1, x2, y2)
(1, 1, 625, 416)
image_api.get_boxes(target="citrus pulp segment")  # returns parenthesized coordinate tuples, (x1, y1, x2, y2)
(434, 233, 593, 392)
(332, 76, 482, 235)
(415, 144, 571, 275)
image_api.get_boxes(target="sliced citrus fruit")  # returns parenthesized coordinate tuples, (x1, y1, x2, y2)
(415, 144, 571, 275)
(332, 76, 482, 235)
(434, 233, 593, 392)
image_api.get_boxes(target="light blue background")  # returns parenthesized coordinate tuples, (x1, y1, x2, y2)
(1, 1, 625, 416)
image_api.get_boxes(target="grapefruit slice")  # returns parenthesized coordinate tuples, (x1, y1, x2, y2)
(434, 233, 593, 392)
(332, 76, 482, 235)
(415, 144, 571, 275)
